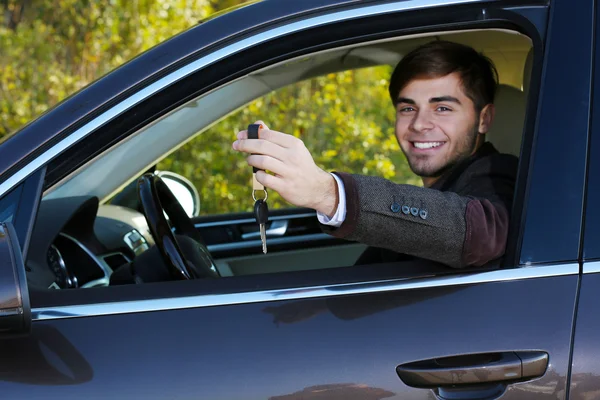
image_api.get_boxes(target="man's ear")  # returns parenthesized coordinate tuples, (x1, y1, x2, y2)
(478, 104, 495, 134)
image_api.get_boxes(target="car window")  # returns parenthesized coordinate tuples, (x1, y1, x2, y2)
(25, 26, 537, 303)
(0, 184, 22, 225)
(0, 168, 44, 256)
(157, 65, 421, 215)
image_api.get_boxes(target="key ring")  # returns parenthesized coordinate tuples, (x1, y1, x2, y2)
(252, 189, 268, 202)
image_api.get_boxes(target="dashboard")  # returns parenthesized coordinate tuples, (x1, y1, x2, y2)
(26, 196, 154, 290)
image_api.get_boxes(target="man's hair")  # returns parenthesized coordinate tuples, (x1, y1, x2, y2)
(388, 40, 499, 112)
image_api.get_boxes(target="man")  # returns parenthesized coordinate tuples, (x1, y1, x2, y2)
(232, 40, 518, 268)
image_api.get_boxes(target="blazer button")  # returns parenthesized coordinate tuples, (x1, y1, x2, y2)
(391, 203, 401, 213)
(419, 209, 428, 220)
(402, 205, 410, 215)
(410, 207, 419, 216)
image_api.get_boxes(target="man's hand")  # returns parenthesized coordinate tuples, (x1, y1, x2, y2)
(232, 121, 339, 217)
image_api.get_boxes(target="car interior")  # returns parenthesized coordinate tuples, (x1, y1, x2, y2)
(26, 28, 533, 291)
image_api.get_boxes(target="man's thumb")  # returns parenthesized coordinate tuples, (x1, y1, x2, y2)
(254, 120, 270, 131)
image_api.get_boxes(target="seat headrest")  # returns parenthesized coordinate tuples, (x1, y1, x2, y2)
(485, 84, 526, 157)
(485, 48, 533, 158)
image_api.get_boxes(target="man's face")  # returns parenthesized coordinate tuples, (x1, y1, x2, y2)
(394, 72, 488, 184)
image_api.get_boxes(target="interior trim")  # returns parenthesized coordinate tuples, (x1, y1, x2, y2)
(195, 212, 315, 228)
(207, 233, 332, 252)
(31, 263, 577, 321)
(0, 0, 482, 199)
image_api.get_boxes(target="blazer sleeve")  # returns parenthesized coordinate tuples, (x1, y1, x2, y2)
(319, 161, 515, 268)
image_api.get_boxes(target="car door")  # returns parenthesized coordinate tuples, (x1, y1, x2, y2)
(0, 0, 590, 399)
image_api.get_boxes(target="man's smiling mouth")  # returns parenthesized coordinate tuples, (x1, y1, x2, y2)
(412, 141, 445, 149)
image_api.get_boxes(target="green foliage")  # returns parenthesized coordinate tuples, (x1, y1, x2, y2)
(2, 0, 419, 216)
(0, 0, 243, 137)
(158, 67, 420, 215)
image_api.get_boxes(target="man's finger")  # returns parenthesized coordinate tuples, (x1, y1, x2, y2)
(258, 128, 299, 148)
(236, 120, 270, 140)
(233, 139, 287, 161)
(255, 170, 283, 193)
(236, 126, 298, 148)
(247, 155, 290, 176)
(254, 120, 270, 130)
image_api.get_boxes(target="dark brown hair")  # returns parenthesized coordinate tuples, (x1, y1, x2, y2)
(388, 40, 499, 112)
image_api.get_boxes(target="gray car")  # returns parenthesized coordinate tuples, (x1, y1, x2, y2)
(0, 0, 596, 399)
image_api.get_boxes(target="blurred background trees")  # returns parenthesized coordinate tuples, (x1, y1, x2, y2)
(1, 0, 416, 215)
(157, 66, 419, 214)
(0, 0, 224, 135)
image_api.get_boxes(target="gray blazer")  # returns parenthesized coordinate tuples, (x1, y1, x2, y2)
(320, 143, 518, 268)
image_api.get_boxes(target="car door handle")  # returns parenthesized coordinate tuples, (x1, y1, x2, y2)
(396, 351, 548, 389)
(241, 220, 288, 240)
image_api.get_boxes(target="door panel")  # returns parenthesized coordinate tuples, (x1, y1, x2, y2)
(3, 269, 576, 399)
(566, 267, 600, 400)
(215, 243, 367, 276)
(195, 209, 353, 262)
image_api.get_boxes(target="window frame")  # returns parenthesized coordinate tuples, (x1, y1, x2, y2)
(582, 0, 600, 264)
(4, 1, 556, 310)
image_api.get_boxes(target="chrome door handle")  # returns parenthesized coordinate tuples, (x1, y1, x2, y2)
(396, 351, 548, 388)
(241, 220, 288, 240)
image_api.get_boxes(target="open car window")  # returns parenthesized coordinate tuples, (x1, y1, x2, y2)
(157, 64, 415, 215)
(44, 29, 531, 205)
(28, 27, 533, 294)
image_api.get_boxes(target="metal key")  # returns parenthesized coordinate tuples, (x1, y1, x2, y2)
(248, 123, 269, 253)
(254, 199, 268, 254)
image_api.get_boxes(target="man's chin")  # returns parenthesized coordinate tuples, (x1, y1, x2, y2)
(408, 162, 445, 179)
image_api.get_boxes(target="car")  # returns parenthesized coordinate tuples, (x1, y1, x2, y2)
(0, 0, 596, 398)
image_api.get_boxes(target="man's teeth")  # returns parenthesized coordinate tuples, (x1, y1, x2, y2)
(414, 142, 444, 149)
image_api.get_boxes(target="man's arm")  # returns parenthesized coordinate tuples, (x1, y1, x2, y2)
(320, 168, 513, 268)
(232, 122, 515, 268)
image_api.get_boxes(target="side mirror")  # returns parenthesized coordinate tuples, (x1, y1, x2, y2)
(0, 222, 31, 337)
(155, 171, 201, 218)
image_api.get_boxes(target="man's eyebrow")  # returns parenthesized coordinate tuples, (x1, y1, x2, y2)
(430, 96, 461, 104)
(396, 97, 415, 105)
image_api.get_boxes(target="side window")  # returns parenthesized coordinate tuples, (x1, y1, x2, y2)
(157, 66, 421, 215)
(0, 184, 22, 224)
(26, 27, 537, 304)
(0, 168, 44, 256)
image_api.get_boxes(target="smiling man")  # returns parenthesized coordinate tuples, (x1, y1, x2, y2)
(232, 41, 519, 268)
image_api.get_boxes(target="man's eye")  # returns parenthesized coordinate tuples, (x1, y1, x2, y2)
(436, 106, 451, 112)
(399, 106, 415, 112)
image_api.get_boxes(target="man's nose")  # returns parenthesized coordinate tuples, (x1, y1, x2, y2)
(410, 110, 434, 132)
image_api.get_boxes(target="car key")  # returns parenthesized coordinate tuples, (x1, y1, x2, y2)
(248, 123, 269, 253)
(254, 198, 268, 254)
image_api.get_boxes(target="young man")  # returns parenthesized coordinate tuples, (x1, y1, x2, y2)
(232, 41, 518, 268)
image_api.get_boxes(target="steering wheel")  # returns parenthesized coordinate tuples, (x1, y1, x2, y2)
(137, 173, 219, 280)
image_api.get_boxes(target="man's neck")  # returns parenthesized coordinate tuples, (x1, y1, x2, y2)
(420, 141, 489, 188)
(421, 176, 438, 188)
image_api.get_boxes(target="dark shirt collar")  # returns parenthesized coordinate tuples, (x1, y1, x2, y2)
(429, 142, 499, 191)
